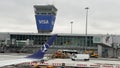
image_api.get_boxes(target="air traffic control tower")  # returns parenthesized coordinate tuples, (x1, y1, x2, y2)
(34, 5, 57, 33)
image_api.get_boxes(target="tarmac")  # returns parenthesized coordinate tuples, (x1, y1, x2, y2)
(0, 53, 27, 61)
(0, 53, 120, 68)
(0, 53, 31, 68)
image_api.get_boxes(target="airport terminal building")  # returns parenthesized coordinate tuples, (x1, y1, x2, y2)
(0, 32, 120, 58)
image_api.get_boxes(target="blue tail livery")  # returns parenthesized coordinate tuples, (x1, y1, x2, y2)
(26, 34, 57, 59)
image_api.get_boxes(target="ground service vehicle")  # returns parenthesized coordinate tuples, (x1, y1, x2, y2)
(83, 50, 98, 58)
(51, 49, 78, 58)
(51, 50, 69, 58)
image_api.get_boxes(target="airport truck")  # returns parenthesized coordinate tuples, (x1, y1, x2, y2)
(71, 54, 90, 61)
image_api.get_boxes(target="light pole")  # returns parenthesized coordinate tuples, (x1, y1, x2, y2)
(70, 21, 73, 34)
(85, 7, 89, 51)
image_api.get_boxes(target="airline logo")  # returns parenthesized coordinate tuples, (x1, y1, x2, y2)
(39, 20, 49, 24)
(41, 43, 49, 52)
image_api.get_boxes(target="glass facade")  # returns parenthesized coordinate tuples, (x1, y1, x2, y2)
(10, 34, 96, 47)
(10, 34, 50, 45)
(54, 35, 95, 47)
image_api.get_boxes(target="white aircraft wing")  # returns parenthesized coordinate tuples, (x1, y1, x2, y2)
(0, 58, 37, 67)
(0, 34, 57, 67)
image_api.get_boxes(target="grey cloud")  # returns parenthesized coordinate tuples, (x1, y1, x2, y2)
(0, 0, 120, 34)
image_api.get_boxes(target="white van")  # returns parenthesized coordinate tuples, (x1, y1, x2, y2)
(71, 54, 90, 61)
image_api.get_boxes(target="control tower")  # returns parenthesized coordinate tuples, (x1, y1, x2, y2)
(34, 5, 57, 33)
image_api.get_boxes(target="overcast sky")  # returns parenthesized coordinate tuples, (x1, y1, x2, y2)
(0, 0, 120, 34)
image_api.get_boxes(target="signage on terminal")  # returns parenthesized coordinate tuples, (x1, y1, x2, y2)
(35, 14, 56, 32)
(39, 20, 49, 24)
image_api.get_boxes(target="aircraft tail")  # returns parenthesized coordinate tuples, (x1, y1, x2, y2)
(26, 34, 57, 59)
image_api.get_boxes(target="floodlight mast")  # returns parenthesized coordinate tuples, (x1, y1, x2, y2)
(85, 7, 89, 51)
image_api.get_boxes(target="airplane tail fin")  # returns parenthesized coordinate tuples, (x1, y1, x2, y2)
(26, 34, 57, 59)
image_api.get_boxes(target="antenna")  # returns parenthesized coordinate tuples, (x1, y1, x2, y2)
(53, 0, 55, 5)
